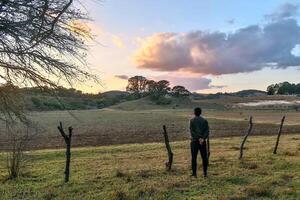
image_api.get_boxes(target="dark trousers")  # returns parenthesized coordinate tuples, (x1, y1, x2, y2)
(191, 140, 208, 176)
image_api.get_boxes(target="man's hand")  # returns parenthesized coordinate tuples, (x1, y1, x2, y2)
(199, 138, 204, 145)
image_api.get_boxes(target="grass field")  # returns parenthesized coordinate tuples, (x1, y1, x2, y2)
(0, 134, 299, 199)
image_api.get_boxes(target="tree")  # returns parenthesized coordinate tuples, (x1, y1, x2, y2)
(145, 79, 157, 95)
(277, 82, 291, 94)
(156, 80, 171, 96)
(0, 83, 25, 122)
(267, 84, 275, 95)
(0, 0, 96, 121)
(266, 82, 300, 95)
(146, 80, 170, 99)
(126, 76, 148, 97)
(296, 84, 300, 94)
(171, 85, 191, 97)
(147, 80, 171, 105)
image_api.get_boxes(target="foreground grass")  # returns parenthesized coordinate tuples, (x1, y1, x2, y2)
(0, 134, 299, 200)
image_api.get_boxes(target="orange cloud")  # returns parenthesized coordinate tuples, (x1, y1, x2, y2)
(68, 20, 93, 40)
(111, 35, 125, 48)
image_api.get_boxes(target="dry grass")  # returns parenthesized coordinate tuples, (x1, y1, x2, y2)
(0, 134, 299, 199)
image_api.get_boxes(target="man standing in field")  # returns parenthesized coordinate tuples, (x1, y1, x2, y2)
(189, 107, 209, 178)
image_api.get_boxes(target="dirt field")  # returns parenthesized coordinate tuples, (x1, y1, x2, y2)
(0, 107, 299, 150)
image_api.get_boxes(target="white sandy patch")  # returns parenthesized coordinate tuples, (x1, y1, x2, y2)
(238, 100, 300, 107)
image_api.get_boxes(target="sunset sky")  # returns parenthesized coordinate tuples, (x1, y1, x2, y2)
(80, 0, 300, 93)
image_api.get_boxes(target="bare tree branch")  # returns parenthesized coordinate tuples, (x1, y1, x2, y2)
(0, 0, 99, 122)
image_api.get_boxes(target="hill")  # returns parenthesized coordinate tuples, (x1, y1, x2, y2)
(0, 134, 299, 199)
(14, 86, 299, 112)
(110, 96, 201, 110)
(110, 94, 300, 111)
(232, 89, 267, 97)
(21, 87, 130, 111)
(192, 89, 267, 100)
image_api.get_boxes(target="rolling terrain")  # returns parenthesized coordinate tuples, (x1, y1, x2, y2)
(0, 95, 299, 150)
(0, 94, 299, 199)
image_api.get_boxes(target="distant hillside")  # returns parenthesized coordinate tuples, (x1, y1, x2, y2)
(99, 90, 129, 98)
(20, 87, 131, 111)
(231, 89, 267, 97)
(110, 96, 228, 111)
(192, 89, 266, 100)
(19, 87, 269, 111)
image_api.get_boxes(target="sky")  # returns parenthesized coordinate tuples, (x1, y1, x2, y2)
(78, 0, 300, 93)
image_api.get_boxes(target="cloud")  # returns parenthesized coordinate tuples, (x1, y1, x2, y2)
(112, 35, 125, 48)
(115, 75, 129, 80)
(134, 12, 300, 76)
(266, 3, 299, 21)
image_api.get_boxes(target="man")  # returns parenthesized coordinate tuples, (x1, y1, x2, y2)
(189, 107, 209, 178)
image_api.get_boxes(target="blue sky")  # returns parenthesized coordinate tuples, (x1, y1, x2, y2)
(80, 0, 300, 93)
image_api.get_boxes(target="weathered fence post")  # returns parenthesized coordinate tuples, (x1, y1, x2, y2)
(162, 125, 173, 171)
(57, 122, 73, 183)
(239, 116, 253, 159)
(273, 116, 285, 154)
(207, 136, 210, 165)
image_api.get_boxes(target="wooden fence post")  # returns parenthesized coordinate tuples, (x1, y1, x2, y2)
(273, 116, 285, 154)
(57, 122, 73, 183)
(239, 116, 253, 159)
(162, 125, 173, 171)
(207, 136, 210, 165)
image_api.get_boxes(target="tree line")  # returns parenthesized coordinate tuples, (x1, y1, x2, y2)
(267, 82, 300, 95)
(126, 76, 191, 104)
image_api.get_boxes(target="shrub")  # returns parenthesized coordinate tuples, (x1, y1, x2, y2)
(153, 96, 171, 105)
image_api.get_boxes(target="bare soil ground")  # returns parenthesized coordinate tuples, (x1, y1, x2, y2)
(0, 108, 299, 150)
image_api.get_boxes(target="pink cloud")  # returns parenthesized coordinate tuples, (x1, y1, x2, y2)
(134, 16, 300, 75)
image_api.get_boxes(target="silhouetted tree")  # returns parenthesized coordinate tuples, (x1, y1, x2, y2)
(171, 85, 191, 97)
(156, 80, 171, 96)
(126, 76, 148, 97)
(267, 85, 276, 95)
(145, 80, 157, 95)
(266, 82, 300, 95)
(0, 0, 97, 122)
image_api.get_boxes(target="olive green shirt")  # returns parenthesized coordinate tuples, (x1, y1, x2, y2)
(189, 116, 209, 141)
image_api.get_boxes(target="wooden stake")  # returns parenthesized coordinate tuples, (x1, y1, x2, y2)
(273, 116, 285, 154)
(162, 125, 173, 171)
(57, 122, 73, 183)
(239, 116, 253, 159)
(207, 136, 210, 165)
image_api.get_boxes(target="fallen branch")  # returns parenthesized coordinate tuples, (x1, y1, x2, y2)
(273, 116, 285, 154)
(57, 122, 73, 183)
(239, 116, 253, 159)
(162, 125, 173, 171)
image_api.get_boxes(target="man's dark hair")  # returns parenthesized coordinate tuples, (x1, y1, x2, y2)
(194, 107, 202, 116)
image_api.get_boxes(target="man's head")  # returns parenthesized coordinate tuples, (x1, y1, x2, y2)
(194, 107, 202, 116)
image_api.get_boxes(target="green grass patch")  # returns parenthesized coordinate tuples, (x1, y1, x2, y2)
(0, 134, 299, 199)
